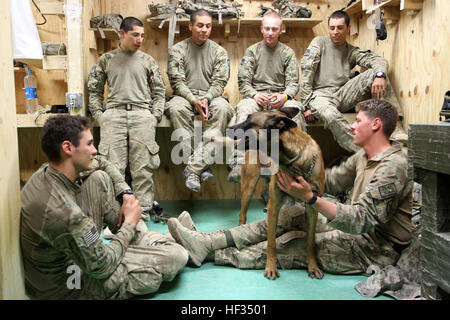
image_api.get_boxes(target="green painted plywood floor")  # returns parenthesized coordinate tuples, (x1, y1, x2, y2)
(136, 199, 391, 300)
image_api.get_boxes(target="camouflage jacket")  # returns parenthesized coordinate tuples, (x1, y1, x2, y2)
(325, 141, 413, 245)
(167, 38, 230, 103)
(20, 158, 134, 299)
(300, 36, 388, 106)
(88, 48, 166, 120)
(238, 40, 299, 99)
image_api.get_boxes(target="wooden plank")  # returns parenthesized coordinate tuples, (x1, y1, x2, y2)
(148, 17, 323, 29)
(401, 0, 423, 11)
(0, 0, 25, 300)
(65, 0, 85, 114)
(366, 0, 401, 14)
(43, 55, 68, 70)
(40, 0, 65, 15)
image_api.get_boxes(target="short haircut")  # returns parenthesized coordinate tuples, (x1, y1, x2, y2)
(190, 9, 212, 23)
(120, 16, 144, 32)
(328, 10, 350, 27)
(262, 10, 283, 23)
(41, 115, 92, 163)
(356, 99, 398, 138)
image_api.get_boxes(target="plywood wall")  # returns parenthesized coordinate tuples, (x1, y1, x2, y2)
(1, 0, 25, 300)
(348, 0, 450, 126)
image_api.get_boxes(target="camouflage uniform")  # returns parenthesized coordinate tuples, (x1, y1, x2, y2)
(230, 40, 306, 169)
(20, 159, 188, 300)
(300, 36, 404, 153)
(167, 38, 233, 176)
(215, 141, 413, 275)
(88, 47, 166, 216)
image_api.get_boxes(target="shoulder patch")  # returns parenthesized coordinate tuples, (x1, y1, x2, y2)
(83, 226, 100, 247)
(378, 183, 397, 199)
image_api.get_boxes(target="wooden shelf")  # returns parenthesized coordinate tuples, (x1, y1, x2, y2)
(14, 56, 67, 70)
(147, 17, 322, 29)
(345, 0, 423, 15)
(345, 0, 364, 15)
(366, 0, 422, 14)
(90, 28, 120, 41)
(43, 55, 67, 70)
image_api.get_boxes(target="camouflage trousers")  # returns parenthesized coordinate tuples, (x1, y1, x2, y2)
(168, 95, 234, 175)
(229, 96, 306, 169)
(77, 170, 188, 299)
(98, 107, 160, 214)
(307, 69, 404, 153)
(214, 201, 399, 275)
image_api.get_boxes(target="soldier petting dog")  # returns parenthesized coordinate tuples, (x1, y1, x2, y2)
(168, 99, 412, 280)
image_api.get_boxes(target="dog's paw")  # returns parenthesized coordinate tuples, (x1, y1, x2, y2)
(264, 268, 280, 280)
(308, 267, 324, 280)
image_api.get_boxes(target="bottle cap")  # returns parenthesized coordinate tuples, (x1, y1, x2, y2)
(26, 70, 32, 75)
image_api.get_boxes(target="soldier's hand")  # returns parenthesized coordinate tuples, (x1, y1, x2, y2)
(304, 109, 316, 122)
(254, 93, 270, 108)
(268, 93, 287, 109)
(123, 197, 142, 228)
(200, 99, 210, 121)
(276, 170, 313, 202)
(117, 194, 135, 228)
(372, 78, 386, 99)
(193, 99, 209, 122)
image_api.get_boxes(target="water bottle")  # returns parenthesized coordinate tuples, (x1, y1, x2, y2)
(24, 70, 39, 114)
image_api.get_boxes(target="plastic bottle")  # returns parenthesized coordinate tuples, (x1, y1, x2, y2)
(24, 70, 39, 114)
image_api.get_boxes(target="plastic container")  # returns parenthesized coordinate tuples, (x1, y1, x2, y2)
(24, 70, 39, 114)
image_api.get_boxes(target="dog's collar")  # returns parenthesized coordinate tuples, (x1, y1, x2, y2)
(286, 154, 317, 179)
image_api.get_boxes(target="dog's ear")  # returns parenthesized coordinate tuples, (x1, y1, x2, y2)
(279, 107, 300, 119)
(267, 116, 297, 131)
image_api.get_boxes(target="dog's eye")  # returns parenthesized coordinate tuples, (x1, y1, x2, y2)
(246, 114, 251, 120)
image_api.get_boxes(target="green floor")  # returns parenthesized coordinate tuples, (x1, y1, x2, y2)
(138, 199, 392, 300)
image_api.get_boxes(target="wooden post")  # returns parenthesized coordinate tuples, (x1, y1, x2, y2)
(65, 0, 85, 114)
(0, 0, 26, 299)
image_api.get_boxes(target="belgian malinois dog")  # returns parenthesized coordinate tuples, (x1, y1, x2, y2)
(228, 107, 324, 280)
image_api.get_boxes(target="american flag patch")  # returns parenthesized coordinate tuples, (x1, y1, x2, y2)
(83, 226, 99, 247)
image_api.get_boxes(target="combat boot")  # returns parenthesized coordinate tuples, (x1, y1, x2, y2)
(200, 169, 214, 183)
(227, 165, 241, 183)
(167, 218, 232, 267)
(185, 172, 201, 192)
(177, 211, 198, 231)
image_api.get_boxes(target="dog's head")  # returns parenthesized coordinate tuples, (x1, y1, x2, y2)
(227, 107, 300, 151)
(228, 107, 299, 133)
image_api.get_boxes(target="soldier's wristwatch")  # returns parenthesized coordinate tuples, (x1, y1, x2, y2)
(117, 189, 133, 200)
(375, 71, 386, 79)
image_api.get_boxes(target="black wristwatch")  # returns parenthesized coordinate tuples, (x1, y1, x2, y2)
(202, 97, 211, 105)
(307, 191, 318, 205)
(117, 189, 133, 200)
(375, 71, 386, 79)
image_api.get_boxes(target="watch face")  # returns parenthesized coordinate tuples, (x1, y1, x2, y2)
(376, 72, 385, 78)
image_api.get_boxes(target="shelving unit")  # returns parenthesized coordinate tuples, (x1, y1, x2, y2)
(148, 17, 322, 40)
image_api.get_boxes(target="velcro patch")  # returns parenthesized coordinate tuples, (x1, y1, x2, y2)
(378, 183, 397, 199)
(83, 226, 99, 247)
